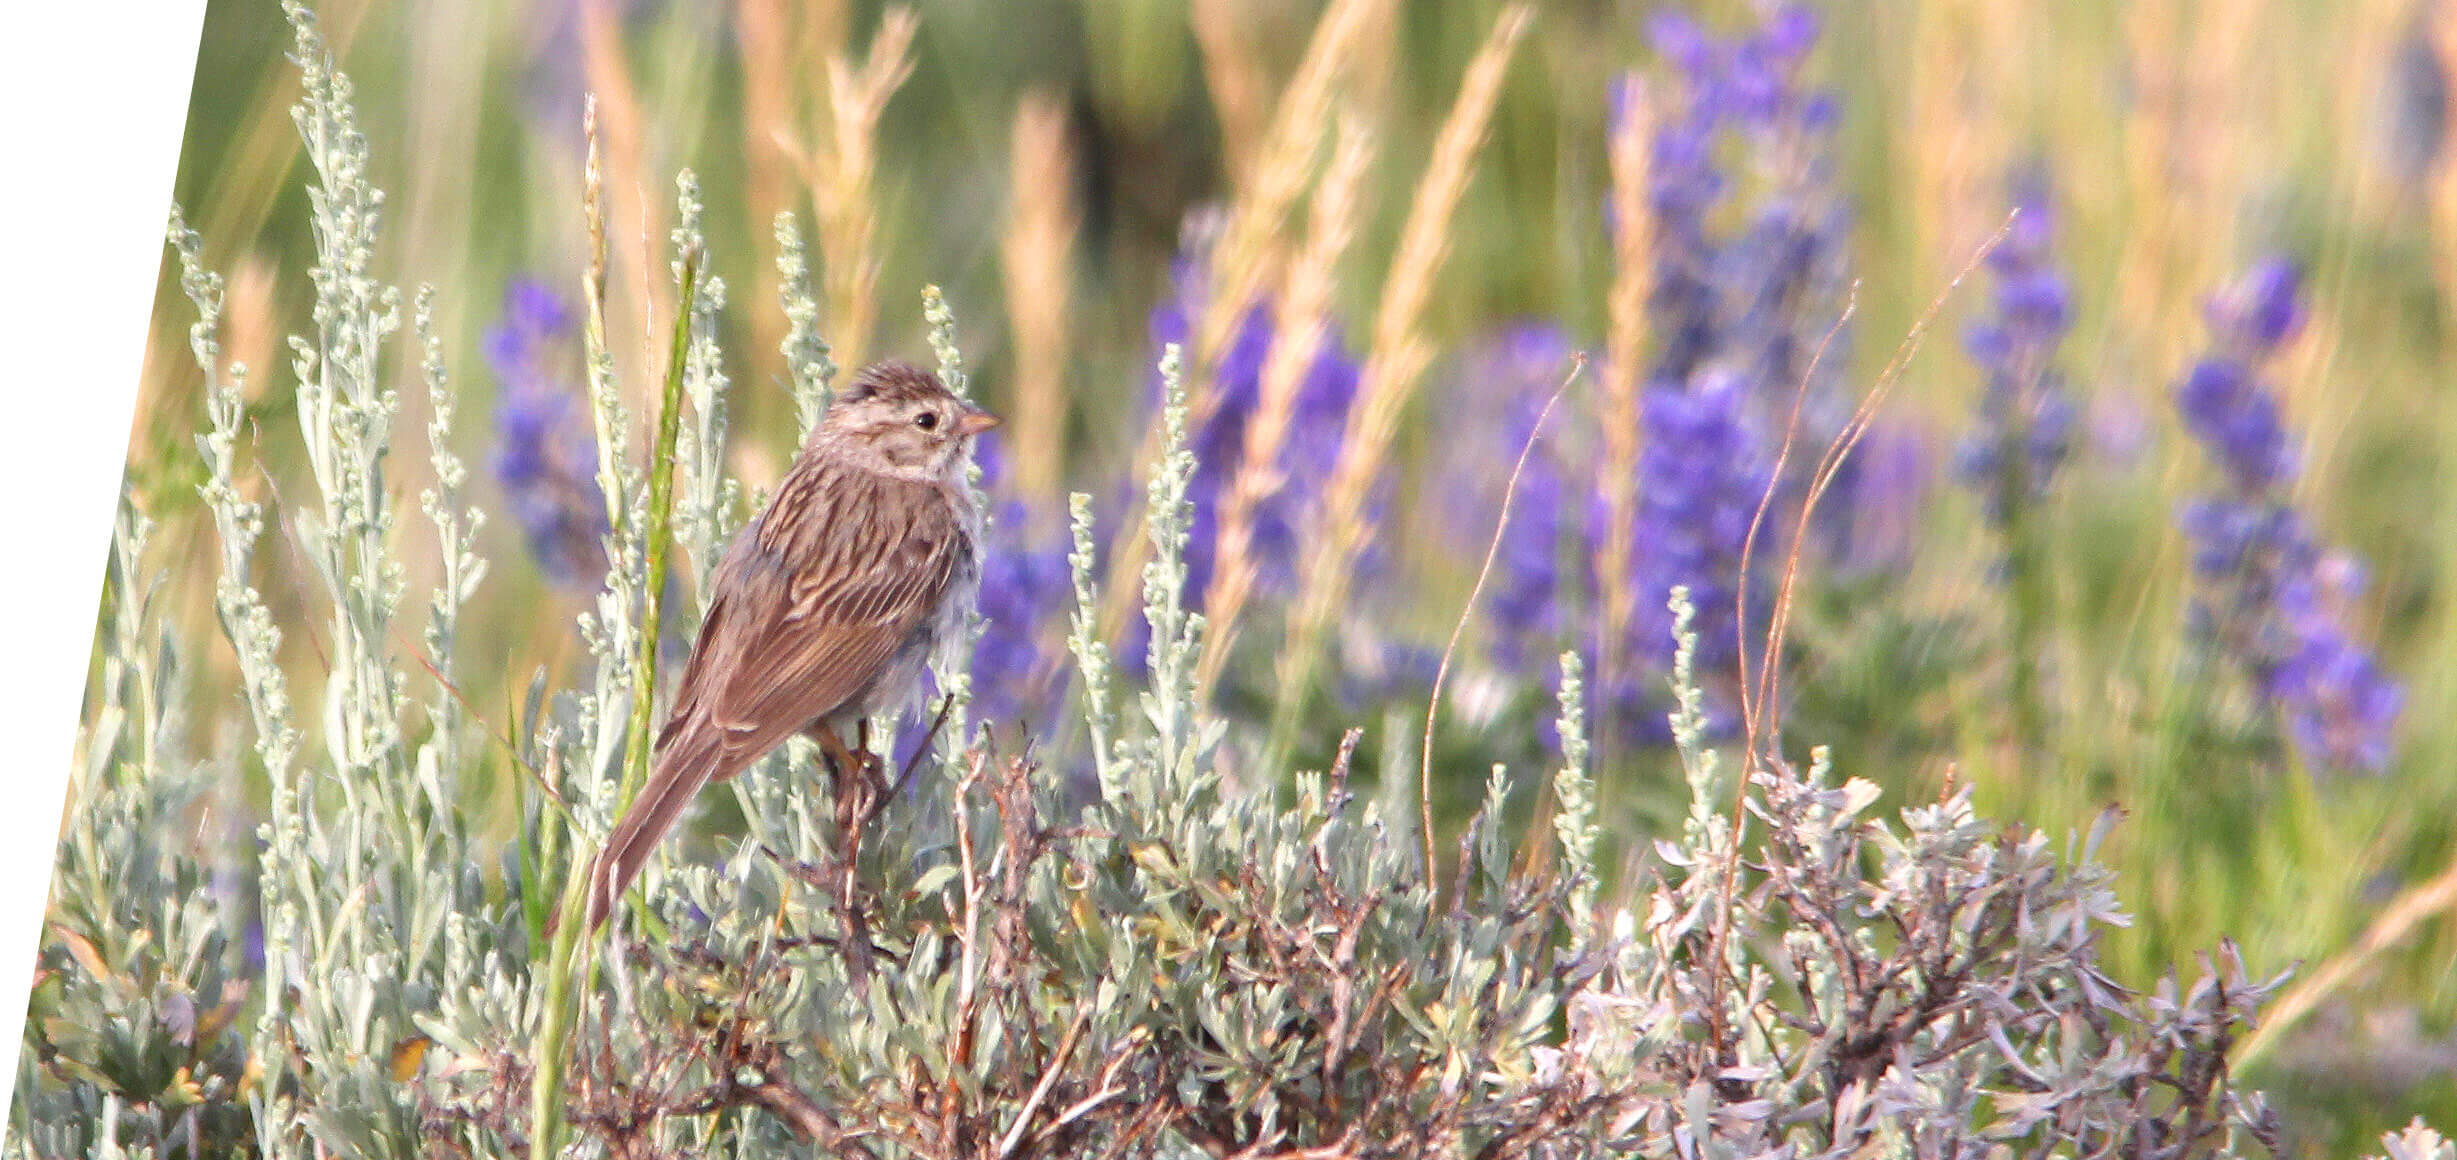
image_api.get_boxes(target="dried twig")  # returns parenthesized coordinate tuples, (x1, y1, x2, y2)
(1418, 352, 1584, 888)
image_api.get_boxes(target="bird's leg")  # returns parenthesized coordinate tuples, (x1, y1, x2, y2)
(854, 718, 888, 792)
(808, 719, 865, 784)
(805, 719, 879, 847)
(800, 719, 880, 997)
(805, 717, 864, 835)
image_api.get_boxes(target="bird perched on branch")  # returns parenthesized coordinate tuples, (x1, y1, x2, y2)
(580, 359, 997, 931)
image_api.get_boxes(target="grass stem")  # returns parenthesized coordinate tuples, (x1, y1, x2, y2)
(529, 248, 699, 1160)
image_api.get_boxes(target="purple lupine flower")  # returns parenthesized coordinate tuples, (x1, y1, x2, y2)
(1958, 169, 2078, 523)
(487, 277, 610, 588)
(1584, 3, 1860, 744)
(966, 434, 1075, 738)
(1123, 221, 1372, 690)
(2175, 259, 2401, 772)
(2275, 557, 2404, 770)
(1627, 368, 1773, 677)
(1639, 2, 1849, 409)
(1146, 252, 1364, 609)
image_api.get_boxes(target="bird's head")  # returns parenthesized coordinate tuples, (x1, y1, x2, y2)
(821, 360, 1001, 479)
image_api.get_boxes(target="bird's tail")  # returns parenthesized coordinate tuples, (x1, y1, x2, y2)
(575, 718, 732, 932)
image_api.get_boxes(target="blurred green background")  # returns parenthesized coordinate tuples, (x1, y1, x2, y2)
(115, 0, 2457, 1150)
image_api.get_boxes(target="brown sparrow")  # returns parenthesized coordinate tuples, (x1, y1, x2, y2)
(580, 359, 997, 930)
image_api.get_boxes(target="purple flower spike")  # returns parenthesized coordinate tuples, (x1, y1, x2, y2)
(1145, 231, 1366, 614)
(486, 276, 610, 588)
(1758, 4, 1820, 63)
(2176, 360, 2294, 494)
(2174, 259, 2401, 773)
(2208, 257, 2304, 353)
(1957, 168, 2077, 525)
(1594, 4, 1863, 742)
(1628, 369, 1772, 676)
(962, 433, 1075, 739)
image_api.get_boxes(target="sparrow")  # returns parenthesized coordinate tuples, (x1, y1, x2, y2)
(580, 359, 996, 931)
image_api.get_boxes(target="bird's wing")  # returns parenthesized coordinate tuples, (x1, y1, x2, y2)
(659, 461, 960, 770)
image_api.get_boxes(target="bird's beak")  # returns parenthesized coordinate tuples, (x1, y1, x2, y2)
(956, 407, 1002, 437)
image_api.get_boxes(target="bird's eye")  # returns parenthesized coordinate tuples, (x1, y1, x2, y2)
(915, 411, 939, 430)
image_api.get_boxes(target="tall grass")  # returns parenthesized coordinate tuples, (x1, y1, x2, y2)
(1272, 3, 1531, 761)
(1195, 107, 1376, 698)
(999, 91, 1081, 515)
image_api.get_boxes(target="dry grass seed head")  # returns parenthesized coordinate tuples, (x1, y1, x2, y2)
(1594, 74, 1656, 758)
(1277, 4, 1534, 732)
(999, 91, 1082, 513)
(1196, 108, 1380, 699)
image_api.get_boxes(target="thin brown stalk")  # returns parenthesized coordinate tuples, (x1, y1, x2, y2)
(995, 1005, 1094, 1158)
(1594, 75, 1654, 769)
(1196, 111, 1378, 698)
(1696, 226, 2004, 1065)
(398, 640, 560, 809)
(999, 92, 1081, 514)
(1420, 354, 1585, 888)
(1739, 223, 2008, 761)
(1730, 295, 1854, 756)
(1272, 5, 1533, 759)
(2236, 845, 2457, 1067)
(578, 0, 665, 421)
